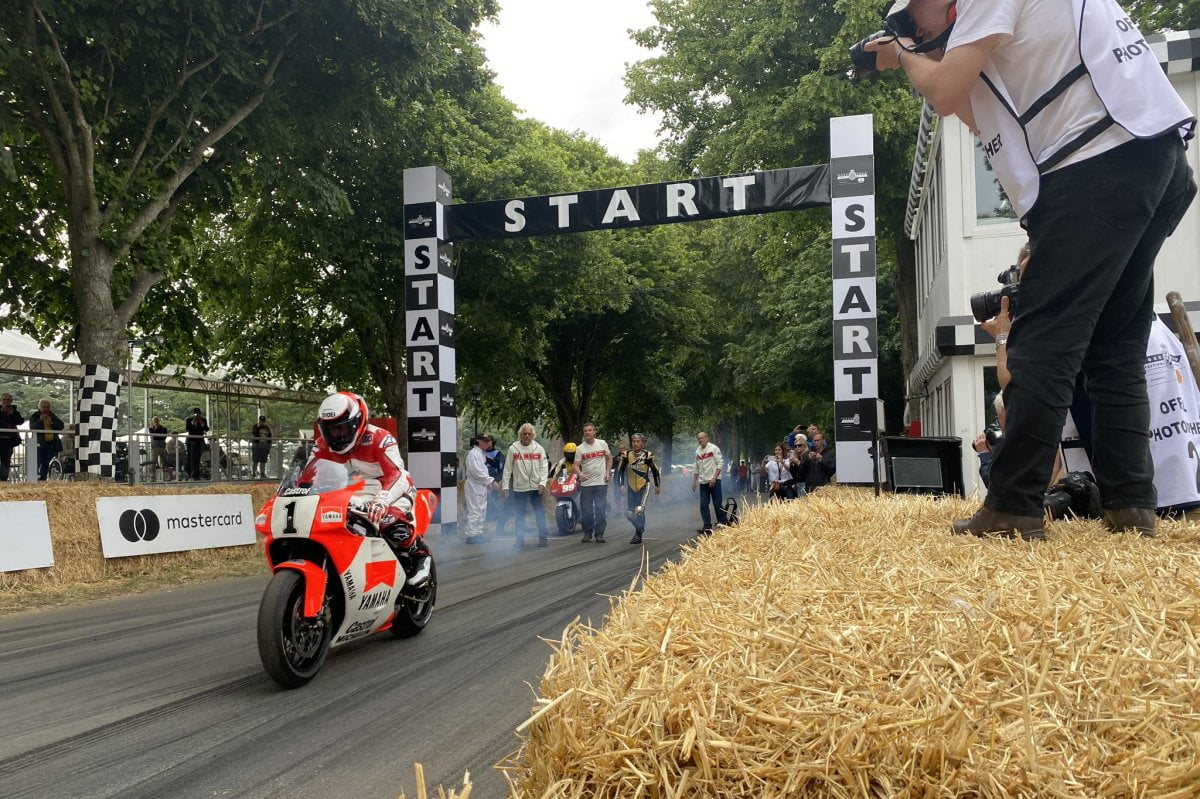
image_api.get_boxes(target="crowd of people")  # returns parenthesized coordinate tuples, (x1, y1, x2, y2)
(758, 423, 836, 501)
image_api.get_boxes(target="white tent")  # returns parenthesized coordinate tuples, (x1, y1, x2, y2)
(0, 329, 322, 402)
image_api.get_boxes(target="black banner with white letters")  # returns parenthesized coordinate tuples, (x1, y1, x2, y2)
(444, 165, 831, 241)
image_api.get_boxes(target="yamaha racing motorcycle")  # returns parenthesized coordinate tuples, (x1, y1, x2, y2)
(254, 458, 438, 688)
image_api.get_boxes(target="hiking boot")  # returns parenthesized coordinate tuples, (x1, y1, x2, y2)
(1103, 508, 1157, 537)
(629, 533, 643, 545)
(537, 538, 549, 547)
(581, 533, 594, 543)
(594, 535, 606, 543)
(951, 507, 1045, 541)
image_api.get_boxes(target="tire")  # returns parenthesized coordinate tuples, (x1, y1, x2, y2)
(47, 458, 63, 481)
(391, 557, 436, 638)
(555, 504, 576, 534)
(257, 570, 331, 689)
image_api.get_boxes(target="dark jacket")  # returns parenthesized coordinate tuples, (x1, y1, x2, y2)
(0, 406, 24, 446)
(185, 415, 209, 442)
(796, 447, 836, 493)
(29, 410, 65, 453)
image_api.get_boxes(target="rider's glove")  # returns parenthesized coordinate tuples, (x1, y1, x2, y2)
(363, 499, 389, 525)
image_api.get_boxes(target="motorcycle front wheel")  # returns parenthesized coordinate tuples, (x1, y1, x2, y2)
(392, 557, 436, 638)
(257, 569, 330, 689)
(555, 504, 576, 534)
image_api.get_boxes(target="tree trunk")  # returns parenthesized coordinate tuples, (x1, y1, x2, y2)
(72, 240, 128, 480)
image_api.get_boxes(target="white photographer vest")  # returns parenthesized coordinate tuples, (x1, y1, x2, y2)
(970, 0, 1195, 220)
(1058, 319, 1200, 510)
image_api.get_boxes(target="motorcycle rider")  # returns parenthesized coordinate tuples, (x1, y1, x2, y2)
(310, 392, 429, 585)
(549, 442, 579, 480)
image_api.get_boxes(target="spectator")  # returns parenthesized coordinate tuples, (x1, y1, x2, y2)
(576, 422, 613, 543)
(251, 415, 273, 479)
(786, 424, 805, 449)
(463, 433, 497, 544)
(185, 407, 209, 480)
(795, 432, 836, 494)
(502, 423, 550, 548)
(691, 431, 729, 533)
(28, 399, 64, 481)
(616, 433, 661, 545)
(148, 415, 170, 480)
(0, 393, 24, 481)
(806, 424, 821, 448)
(736, 459, 750, 492)
(766, 443, 791, 502)
(485, 437, 510, 535)
(788, 437, 810, 498)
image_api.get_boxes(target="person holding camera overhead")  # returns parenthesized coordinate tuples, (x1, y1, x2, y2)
(185, 407, 209, 480)
(865, 0, 1196, 540)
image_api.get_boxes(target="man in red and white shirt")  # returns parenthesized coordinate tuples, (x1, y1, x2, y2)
(691, 431, 729, 534)
(502, 423, 550, 547)
(575, 422, 612, 543)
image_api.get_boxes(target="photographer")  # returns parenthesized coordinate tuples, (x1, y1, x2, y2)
(865, 0, 1196, 540)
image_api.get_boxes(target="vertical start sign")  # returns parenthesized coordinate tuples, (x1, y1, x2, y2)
(403, 167, 458, 534)
(830, 115, 878, 484)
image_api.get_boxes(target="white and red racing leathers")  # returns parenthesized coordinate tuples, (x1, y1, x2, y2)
(312, 424, 418, 544)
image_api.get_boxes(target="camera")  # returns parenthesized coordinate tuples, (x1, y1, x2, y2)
(1043, 471, 1102, 521)
(849, 4, 918, 77)
(849, 0, 959, 78)
(970, 265, 1021, 323)
(984, 422, 1003, 449)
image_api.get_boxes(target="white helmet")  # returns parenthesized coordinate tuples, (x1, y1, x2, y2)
(317, 392, 368, 454)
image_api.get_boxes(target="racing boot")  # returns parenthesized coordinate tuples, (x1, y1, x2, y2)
(406, 541, 432, 587)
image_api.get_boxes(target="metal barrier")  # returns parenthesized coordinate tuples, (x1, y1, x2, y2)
(0, 430, 315, 484)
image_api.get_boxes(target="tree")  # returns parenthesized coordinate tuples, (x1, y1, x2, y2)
(0, 0, 494, 473)
(625, 0, 928, 435)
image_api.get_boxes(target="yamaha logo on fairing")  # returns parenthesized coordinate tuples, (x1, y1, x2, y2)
(119, 509, 161, 542)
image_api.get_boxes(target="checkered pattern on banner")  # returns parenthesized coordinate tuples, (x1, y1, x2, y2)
(404, 166, 458, 534)
(77, 364, 122, 478)
(1149, 29, 1200, 75)
(934, 302, 1200, 358)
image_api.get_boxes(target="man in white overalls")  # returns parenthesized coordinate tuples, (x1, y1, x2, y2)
(869, 0, 1196, 539)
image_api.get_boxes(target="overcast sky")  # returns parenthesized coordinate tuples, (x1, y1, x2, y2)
(478, 1, 664, 162)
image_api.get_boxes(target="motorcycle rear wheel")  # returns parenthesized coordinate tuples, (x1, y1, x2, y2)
(257, 570, 330, 688)
(392, 558, 436, 638)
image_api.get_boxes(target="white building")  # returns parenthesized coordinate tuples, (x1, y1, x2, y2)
(904, 29, 1200, 499)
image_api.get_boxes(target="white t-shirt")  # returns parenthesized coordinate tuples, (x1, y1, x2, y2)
(576, 439, 611, 486)
(948, 0, 1133, 172)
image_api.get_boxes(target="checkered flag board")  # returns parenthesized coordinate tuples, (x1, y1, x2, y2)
(77, 364, 122, 478)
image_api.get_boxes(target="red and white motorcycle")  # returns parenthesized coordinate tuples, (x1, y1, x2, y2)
(254, 458, 438, 688)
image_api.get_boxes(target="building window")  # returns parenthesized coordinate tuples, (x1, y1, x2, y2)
(974, 141, 1016, 223)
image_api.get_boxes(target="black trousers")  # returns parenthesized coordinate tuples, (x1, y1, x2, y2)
(987, 134, 1195, 516)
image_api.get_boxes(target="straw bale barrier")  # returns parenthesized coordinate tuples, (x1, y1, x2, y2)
(504, 488, 1200, 798)
(0, 482, 273, 595)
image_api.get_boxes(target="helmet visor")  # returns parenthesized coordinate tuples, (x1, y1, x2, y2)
(320, 417, 358, 452)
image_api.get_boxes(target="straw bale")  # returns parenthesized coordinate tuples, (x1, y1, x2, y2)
(0, 482, 274, 605)
(503, 488, 1200, 798)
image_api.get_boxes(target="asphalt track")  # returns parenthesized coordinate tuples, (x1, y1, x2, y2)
(0, 494, 718, 798)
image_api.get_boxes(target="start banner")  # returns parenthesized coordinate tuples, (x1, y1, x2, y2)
(97, 494, 256, 558)
(0, 501, 54, 573)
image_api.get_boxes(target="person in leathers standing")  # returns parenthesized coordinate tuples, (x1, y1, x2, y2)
(463, 434, 497, 544)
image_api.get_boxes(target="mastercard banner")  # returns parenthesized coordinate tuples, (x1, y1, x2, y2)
(96, 494, 255, 558)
